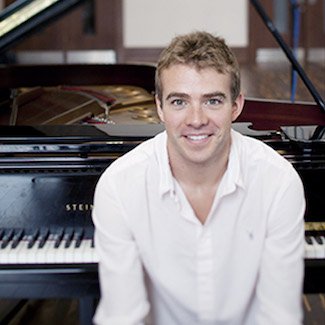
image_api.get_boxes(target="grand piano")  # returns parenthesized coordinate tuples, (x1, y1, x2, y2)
(0, 1, 324, 324)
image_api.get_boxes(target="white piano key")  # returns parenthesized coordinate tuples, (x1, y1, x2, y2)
(73, 239, 89, 263)
(83, 239, 96, 263)
(52, 240, 66, 263)
(20, 240, 37, 264)
(45, 240, 61, 264)
(321, 236, 325, 258)
(36, 238, 54, 264)
(64, 239, 79, 263)
(311, 236, 325, 259)
(8, 240, 29, 264)
(0, 241, 12, 264)
(304, 237, 315, 258)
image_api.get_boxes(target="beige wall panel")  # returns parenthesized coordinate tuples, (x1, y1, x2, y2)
(123, 0, 248, 48)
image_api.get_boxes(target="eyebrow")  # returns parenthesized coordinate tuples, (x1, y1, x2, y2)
(202, 92, 226, 100)
(165, 91, 227, 101)
(165, 92, 189, 101)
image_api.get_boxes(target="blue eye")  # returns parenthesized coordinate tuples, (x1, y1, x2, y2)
(207, 98, 222, 105)
(171, 99, 185, 106)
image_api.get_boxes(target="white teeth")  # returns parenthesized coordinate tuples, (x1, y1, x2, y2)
(187, 135, 208, 141)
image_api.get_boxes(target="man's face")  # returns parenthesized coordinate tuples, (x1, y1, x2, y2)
(156, 64, 244, 167)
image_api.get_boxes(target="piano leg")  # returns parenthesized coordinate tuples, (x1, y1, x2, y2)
(79, 297, 97, 325)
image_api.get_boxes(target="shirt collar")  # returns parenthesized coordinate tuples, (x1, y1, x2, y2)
(219, 129, 245, 196)
(155, 129, 245, 198)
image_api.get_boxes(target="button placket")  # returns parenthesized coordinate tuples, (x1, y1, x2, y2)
(197, 228, 215, 319)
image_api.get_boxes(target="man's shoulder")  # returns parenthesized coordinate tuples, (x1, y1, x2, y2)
(232, 130, 295, 173)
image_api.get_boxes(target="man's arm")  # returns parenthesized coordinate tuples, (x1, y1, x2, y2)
(254, 170, 305, 325)
(92, 174, 150, 325)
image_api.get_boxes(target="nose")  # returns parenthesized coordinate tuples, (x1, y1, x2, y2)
(185, 105, 208, 128)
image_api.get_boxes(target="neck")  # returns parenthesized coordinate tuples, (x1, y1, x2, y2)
(169, 144, 230, 189)
(169, 149, 230, 225)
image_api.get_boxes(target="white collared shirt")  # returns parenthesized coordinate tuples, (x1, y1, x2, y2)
(92, 130, 305, 325)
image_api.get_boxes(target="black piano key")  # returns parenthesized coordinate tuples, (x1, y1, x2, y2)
(54, 228, 64, 248)
(38, 228, 50, 248)
(74, 228, 84, 248)
(11, 229, 24, 248)
(314, 230, 325, 242)
(27, 229, 40, 249)
(64, 229, 74, 248)
(315, 236, 324, 245)
(305, 236, 313, 245)
(1, 229, 14, 248)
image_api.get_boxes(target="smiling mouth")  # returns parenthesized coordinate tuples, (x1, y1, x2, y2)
(186, 134, 209, 141)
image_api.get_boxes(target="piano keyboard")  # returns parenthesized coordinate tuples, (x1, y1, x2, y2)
(305, 235, 325, 259)
(305, 222, 325, 259)
(0, 225, 324, 264)
(0, 227, 98, 264)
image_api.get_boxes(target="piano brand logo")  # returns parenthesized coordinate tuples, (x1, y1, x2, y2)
(65, 203, 93, 212)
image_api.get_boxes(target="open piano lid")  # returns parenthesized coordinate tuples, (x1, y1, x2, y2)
(0, 0, 87, 54)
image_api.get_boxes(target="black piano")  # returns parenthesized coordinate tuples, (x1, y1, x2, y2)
(0, 109, 324, 324)
(0, 123, 165, 324)
(0, 1, 324, 324)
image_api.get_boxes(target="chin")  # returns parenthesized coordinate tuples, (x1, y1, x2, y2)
(184, 151, 215, 165)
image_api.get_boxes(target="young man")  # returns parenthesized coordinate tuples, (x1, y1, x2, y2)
(92, 31, 305, 324)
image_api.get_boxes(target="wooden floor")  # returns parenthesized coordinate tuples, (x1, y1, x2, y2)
(2, 294, 325, 325)
(1, 61, 324, 325)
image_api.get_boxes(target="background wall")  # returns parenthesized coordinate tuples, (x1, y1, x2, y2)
(123, 0, 248, 48)
(1, 0, 323, 64)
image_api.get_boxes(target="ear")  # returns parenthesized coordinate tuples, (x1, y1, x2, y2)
(155, 94, 165, 123)
(231, 93, 244, 122)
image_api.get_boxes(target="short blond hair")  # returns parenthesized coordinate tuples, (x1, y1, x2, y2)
(155, 31, 241, 103)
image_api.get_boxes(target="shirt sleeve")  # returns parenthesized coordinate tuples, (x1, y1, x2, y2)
(254, 169, 306, 325)
(92, 171, 150, 325)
